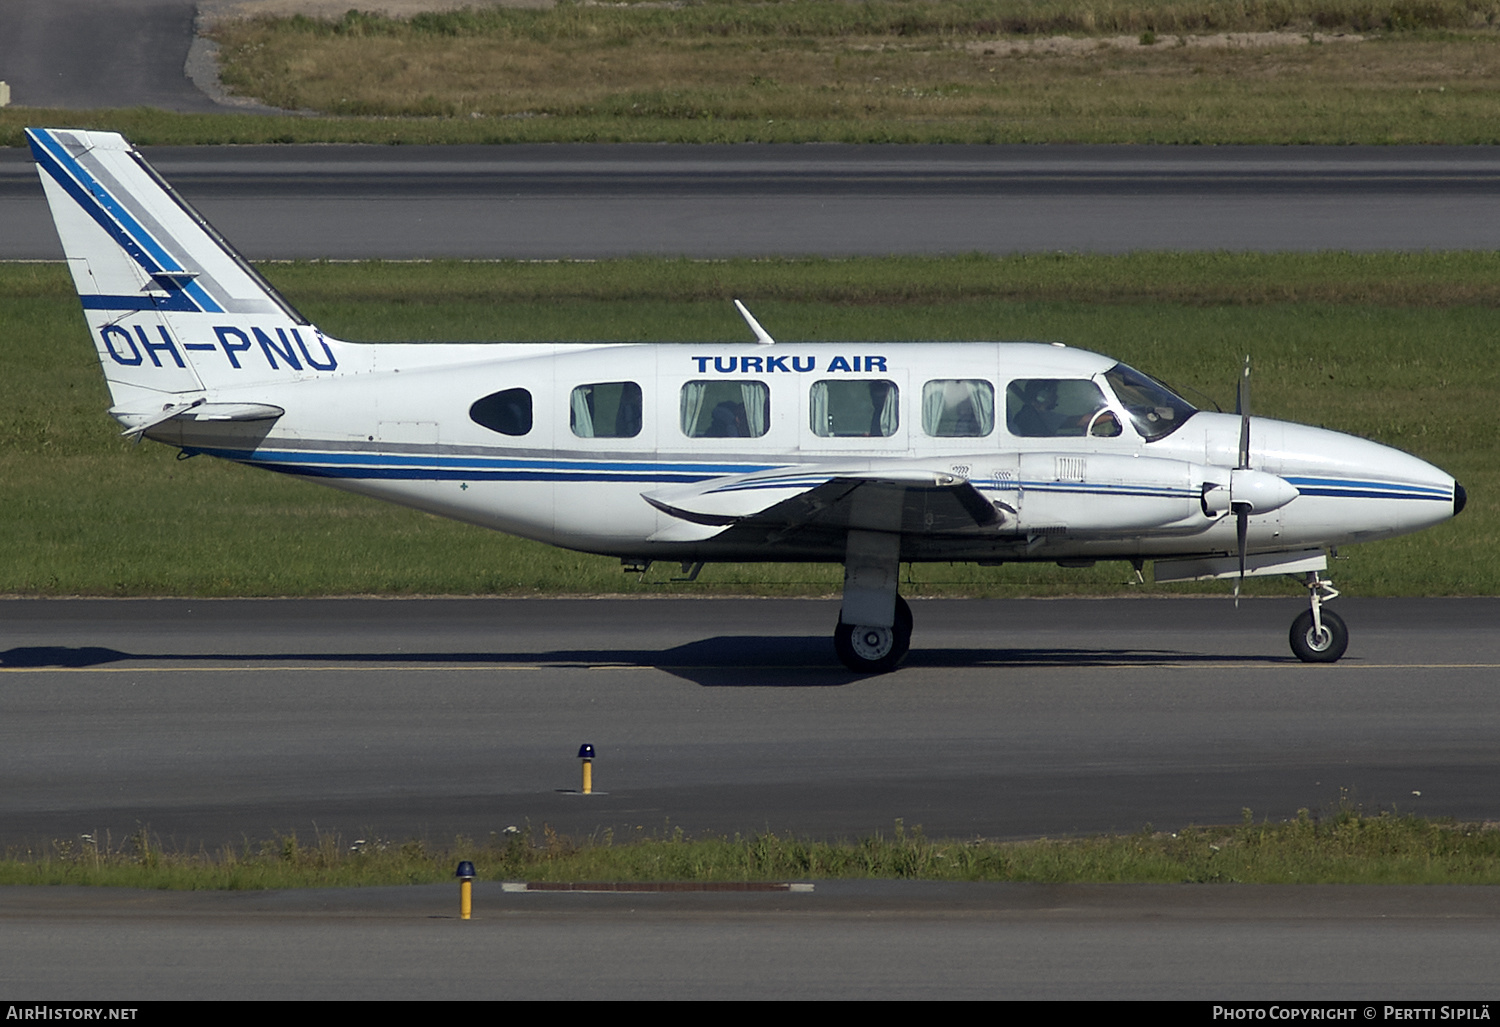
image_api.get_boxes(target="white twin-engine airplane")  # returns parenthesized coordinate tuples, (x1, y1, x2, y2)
(29, 128, 1467, 672)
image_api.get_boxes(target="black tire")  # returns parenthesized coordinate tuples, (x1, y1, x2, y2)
(833, 596, 913, 674)
(1289, 608, 1348, 663)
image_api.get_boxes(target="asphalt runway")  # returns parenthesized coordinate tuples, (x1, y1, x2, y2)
(8, 1, 1500, 258)
(4, 595, 1500, 998)
(4, 596, 1498, 852)
(9, 143, 1500, 258)
(7, 882, 1500, 1000)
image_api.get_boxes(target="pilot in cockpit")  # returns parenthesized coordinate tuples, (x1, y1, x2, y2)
(1013, 381, 1063, 436)
(1010, 378, 1122, 438)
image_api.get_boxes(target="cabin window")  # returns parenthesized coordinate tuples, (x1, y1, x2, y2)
(921, 379, 994, 437)
(681, 381, 769, 438)
(468, 388, 533, 437)
(571, 381, 642, 439)
(1006, 379, 1118, 438)
(810, 380, 899, 438)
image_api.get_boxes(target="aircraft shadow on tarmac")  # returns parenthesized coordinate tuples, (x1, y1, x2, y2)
(0, 637, 1288, 686)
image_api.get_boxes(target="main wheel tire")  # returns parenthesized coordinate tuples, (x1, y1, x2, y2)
(833, 596, 913, 674)
(1289, 608, 1348, 663)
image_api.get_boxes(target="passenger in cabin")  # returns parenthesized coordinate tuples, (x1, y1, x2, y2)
(707, 400, 750, 437)
(866, 380, 896, 437)
(614, 387, 643, 438)
(947, 398, 979, 436)
(682, 381, 767, 438)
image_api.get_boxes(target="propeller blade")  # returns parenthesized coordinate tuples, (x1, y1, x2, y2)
(1234, 504, 1249, 606)
(1232, 355, 1253, 606)
(1236, 355, 1251, 470)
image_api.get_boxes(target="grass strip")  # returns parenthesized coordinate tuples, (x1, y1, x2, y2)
(7, 810, 1500, 888)
(255, 251, 1500, 308)
(227, 1, 1500, 41)
(0, 254, 1491, 598)
(11, 4, 1500, 144)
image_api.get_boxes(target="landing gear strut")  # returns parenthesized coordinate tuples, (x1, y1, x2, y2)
(834, 595, 913, 674)
(1289, 571, 1346, 663)
(834, 525, 911, 673)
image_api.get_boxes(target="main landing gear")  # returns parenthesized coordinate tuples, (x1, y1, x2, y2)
(834, 595, 913, 674)
(1289, 572, 1346, 663)
(833, 527, 916, 674)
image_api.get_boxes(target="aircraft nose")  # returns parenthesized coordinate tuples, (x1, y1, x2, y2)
(1455, 481, 1468, 517)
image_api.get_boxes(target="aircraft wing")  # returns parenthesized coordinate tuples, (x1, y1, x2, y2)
(643, 465, 1004, 544)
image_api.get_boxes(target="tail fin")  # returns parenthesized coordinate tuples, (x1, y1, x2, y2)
(27, 128, 345, 421)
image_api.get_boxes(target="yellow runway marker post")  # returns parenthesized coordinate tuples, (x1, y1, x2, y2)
(578, 743, 594, 795)
(456, 860, 475, 920)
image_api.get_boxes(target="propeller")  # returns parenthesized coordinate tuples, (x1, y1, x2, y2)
(1202, 356, 1297, 603)
(1233, 356, 1252, 603)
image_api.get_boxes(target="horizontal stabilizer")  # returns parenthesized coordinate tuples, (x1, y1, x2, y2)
(112, 401, 285, 437)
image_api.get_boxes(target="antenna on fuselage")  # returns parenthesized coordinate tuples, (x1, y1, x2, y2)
(733, 299, 777, 346)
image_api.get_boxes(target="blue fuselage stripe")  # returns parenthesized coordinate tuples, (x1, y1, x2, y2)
(193, 447, 776, 483)
(263, 465, 714, 484)
(189, 446, 1450, 502)
(1293, 487, 1448, 501)
(1285, 476, 1449, 501)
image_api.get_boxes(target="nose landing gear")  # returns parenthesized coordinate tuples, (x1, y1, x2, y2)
(1290, 572, 1346, 663)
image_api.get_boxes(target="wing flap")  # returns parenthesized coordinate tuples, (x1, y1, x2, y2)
(643, 465, 1004, 540)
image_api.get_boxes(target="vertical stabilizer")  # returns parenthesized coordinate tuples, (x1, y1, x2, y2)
(27, 128, 350, 417)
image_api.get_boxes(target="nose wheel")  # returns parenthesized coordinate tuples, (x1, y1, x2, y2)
(1290, 607, 1347, 662)
(834, 595, 913, 674)
(1289, 572, 1346, 663)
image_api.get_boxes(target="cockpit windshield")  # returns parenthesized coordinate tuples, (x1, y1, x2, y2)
(1103, 363, 1196, 441)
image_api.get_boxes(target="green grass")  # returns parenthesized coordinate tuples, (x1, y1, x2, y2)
(13, 2, 1500, 144)
(243, 1, 1500, 41)
(7, 809, 1500, 888)
(0, 253, 1491, 597)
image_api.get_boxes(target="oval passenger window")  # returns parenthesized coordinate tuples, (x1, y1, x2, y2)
(470, 388, 533, 436)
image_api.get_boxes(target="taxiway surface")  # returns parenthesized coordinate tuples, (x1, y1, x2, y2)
(4, 596, 1497, 851)
(8, 143, 1500, 257)
(7, 881, 1500, 1000)
(0, 0, 223, 114)
(7, 0, 1500, 257)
